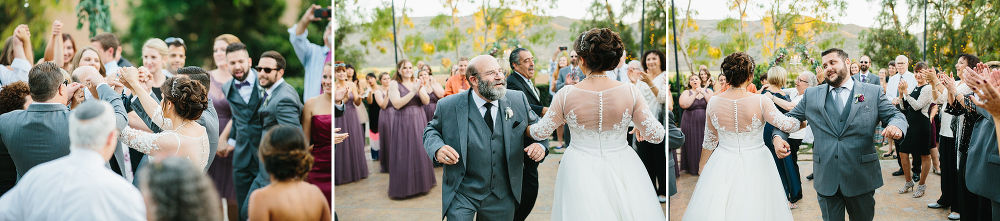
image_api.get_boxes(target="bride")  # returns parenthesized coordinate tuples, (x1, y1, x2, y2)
(682, 52, 804, 220)
(527, 28, 666, 220)
(116, 66, 211, 171)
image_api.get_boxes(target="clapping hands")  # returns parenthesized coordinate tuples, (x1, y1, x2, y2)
(965, 63, 1000, 116)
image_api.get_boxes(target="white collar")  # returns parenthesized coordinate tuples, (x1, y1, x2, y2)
(472, 90, 498, 108)
(262, 78, 286, 95)
(236, 70, 258, 85)
(829, 76, 855, 92)
(514, 71, 532, 83)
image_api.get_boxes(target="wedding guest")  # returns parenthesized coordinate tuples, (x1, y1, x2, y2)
(637, 50, 668, 200)
(957, 62, 1000, 221)
(699, 69, 715, 91)
(221, 42, 266, 221)
(679, 74, 710, 176)
(548, 47, 569, 95)
(248, 125, 332, 221)
(0, 81, 30, 195)
(0, 101, 144, 220)
(303, 62, 334, 201)
(929, 61, 961, 220)
(363, 73, 382, 160)
(348, 65, 370, 146)
(290, 4, 333, 101)
(506, 47, 552, 221)
(888, 56, 922, 181)
(141, 38, 175, 100)
(0, 25, 32, 86)
(770, 71, 817, 182)
(850, 62, 860, 76)
(71, 47, 107, 77)
(207, 34, 239, 216)
(41, 20, 76, 71)
(420, 69, 445, 122)
(89, 33, 133, 74)
(715, 73, 757, 93)
(760, 67, 801, 208)
(940, 54, 982, 220)
(444, 57, 470, 97)
(894, 61, 939, 198)
(333, 61, 366, 185)
(164, 37, 186, 75)
(387, 59, 435, 198)
(375, 72, 394, 173)
(139, 157, 222, 221)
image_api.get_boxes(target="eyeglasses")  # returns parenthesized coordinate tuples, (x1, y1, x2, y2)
(165, 37, 185, 46)
(796, 79, 809, 84)
(477, 69, 507, 78)
(859, 61, 869, 64)
(255, 67, 282, 73)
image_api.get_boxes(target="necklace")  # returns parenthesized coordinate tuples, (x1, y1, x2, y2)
(590, 74, 608, 78)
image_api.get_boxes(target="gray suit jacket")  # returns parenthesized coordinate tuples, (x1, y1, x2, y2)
(423, 90, 543, 219)
(965, 104, 1000, 202)
(774, 82, 907, 197)
(1, 84, 127, 180)
(852, 72, 881, 86)
(131, 94, 220, 172)
(253, 81, 303, 186)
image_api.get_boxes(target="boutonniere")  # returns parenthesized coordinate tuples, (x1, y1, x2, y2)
(505, 107, 513, 119)
(855, 94, 865, 103)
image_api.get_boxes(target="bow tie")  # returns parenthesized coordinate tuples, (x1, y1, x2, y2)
(235, 81, 251, 89)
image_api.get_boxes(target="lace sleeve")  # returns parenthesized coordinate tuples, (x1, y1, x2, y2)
(148, 104, 172, 129)
(630, 85, 665, 144)
(702, 100, 719, 150)
(120, 126, 165, 155)
(529, 88, 566, 140)
(903, 86, 933, 111)
(762, 96, 801, 133)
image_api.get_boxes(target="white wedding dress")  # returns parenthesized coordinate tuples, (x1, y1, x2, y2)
(682, 95, 800, 220)
(120, 108, 210, 171)
(530, 83, 666, 220)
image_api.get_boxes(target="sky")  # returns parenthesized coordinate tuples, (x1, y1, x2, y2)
(348, 0, 647, 24)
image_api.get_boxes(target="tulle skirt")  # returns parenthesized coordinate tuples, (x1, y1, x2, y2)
(682, 145, 793, 221)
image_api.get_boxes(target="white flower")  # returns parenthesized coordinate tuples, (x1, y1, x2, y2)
(506, 107, 513, 119)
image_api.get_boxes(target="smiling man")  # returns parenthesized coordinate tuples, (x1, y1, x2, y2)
(222, 42, 265, 221)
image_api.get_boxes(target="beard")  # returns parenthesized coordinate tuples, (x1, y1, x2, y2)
(860, 65, 869, 72)
(477, 77, 507, 101)
(828, 67, 849, 87)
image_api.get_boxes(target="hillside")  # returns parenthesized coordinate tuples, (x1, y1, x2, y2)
(340, 15, 645, 69)
(670, 19, 869, 72)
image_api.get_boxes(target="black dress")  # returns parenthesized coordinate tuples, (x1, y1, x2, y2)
(898, 85, 932, 155)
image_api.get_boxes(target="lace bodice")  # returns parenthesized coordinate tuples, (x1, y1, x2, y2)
(702, 95, 801, 150)
(529, 84, 665, 151)
(119, 108, 210, 171)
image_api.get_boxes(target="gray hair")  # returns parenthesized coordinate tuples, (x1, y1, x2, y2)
(509, 48, 529, 70)
(895, 55, 908, 63)
(799, 71, 818, 87)
(140, 157, 222, 221)
(69, 101, 116, 151)
(627, 60, 642, 69)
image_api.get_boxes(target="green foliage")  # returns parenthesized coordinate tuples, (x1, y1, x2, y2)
(336, 0, 366, 66)
(858, 0, 920, 72)
(124, 0, 328, 79)
(77, 0, 113, 37)
(2, 0, 61, 61)
(641, 0, 668, 53)
(571, 0, 639, 58)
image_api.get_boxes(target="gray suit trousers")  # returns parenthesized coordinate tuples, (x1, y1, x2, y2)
(817, 189, 875, 221)
(447, 192, 517, 221)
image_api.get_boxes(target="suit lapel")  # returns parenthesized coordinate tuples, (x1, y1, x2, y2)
(838, 84, 860, 136)
(499, 95, 512, 159)
(512, 74, 538, 103)
(459, 92, 471, 168)
(844, 84, 865, 129)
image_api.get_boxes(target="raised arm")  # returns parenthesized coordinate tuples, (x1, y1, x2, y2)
(373, 89, 389, 109)
(527, 89, 565, 141)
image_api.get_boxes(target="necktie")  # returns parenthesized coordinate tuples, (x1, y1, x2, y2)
(527, 79, 539, 98)
(262, 91, 270, 106)
(484, 102, 494, 132)
(861, 74, 867, 83)
(832, 87, 846, 114)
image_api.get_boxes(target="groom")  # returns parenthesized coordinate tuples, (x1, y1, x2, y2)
(424, 55, 548, 220)
(773, 48, 908, 221)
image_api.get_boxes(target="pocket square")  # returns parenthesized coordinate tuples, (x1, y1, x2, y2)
(512, 121, 521, 128)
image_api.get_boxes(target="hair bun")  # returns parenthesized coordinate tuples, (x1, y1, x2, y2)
(574, 28, 624, 73)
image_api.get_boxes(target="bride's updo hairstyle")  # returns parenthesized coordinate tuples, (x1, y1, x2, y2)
(573, 28, 624, 73)
(259, 125, 313, 181)
(161, 76, 209, 121)
(720, 52, 755, 87)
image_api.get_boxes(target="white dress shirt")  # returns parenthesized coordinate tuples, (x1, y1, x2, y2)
(515, 72, 539, 99)
(472, 91, 498, 128)
(236, 70, 258, 104)
(0, 58, 30, 87)
(104, 60, 120, 76)
(0, 148, 145, 220)
(886, 71, 917, 99)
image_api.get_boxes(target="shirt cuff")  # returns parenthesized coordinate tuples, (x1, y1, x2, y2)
(288, 24, 309, 38)
(11, 58, 31, 72)
(228, 138, 236, 147)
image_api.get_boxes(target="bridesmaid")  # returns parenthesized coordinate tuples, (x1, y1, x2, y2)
(386, 60, 436, 198)
(333, 61, 368, 185)
(374, 72, 394, 173)
(419, 68, 445, 123)
(207, 34, 239, 211)
(302, 62, 334, 201)
(678, 74, 711, 175)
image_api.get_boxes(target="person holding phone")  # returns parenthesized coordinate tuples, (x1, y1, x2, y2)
(290, 4, 334, 102)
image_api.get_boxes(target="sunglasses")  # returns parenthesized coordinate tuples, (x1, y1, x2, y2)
(165, 37, 185, 46)
(859, 61, 869, 64)
(255, 67, 281, 73)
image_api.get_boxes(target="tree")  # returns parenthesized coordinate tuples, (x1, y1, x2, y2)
(669, 0, 721, 75)
(859, 0, 920, 70)
(336, 0, 366, 67)
(571, 0, 640, 60)
(469, 0, 557, 61)
(2, 0, 63, 60)
(641, 0, 668, 53)
(77, 0, 113, 37)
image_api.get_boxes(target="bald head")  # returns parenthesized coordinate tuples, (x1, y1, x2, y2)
(466, 55, 507, 101)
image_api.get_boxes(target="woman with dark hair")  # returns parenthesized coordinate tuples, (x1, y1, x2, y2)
(248, 125, 332, 221)
(698, 69, 714, 91)
(636, 49, 670, 201)
(683, 52, 803, 220)
(386, 59, 435, 198)
(526, 28, 666, 220)
(679, 74, 711, 176)
(363, 72, 382, 160)
(118, 67, 211, 171)
(893, 61, 940, 198)
(41, 20, 77, 71)
(139, 157, 222, 221)
(934, 53, 980, 220)
(333, 61, 367, 185)
(374, 72, 394, 173)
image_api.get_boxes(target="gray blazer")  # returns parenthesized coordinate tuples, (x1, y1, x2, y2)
(852, 73, 881, 86)
(965, 105, 1000, 202)
(131, 94, 220, 172)
(1, 84, 127, 180)
(423, 90, 543, 219)
(774, 82, 907, 197)
(253, 81, 303, 185)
